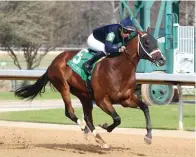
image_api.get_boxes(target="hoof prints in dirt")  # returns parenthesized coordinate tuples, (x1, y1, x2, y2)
(0, 143, 136, 155)
(35, 143, 131, 154)
(0, 144, 29, 149)
(36, 143, 106, 154)
(36, 143, 146, 156)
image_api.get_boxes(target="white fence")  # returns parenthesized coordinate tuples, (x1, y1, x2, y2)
(174, 25, 195, 74)
(0, 69, 195, 86)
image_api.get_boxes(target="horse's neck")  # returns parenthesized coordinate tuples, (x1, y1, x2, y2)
(116, 37, 140, 73)
(104, 50, 139, 79)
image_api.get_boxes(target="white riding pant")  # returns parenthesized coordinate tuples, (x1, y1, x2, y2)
(87, 34, 108, 55)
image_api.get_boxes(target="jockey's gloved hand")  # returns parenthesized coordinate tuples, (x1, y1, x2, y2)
(119, 46, 126, 53)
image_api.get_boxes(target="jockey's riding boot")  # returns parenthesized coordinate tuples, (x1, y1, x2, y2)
(82, 51, 105, 75)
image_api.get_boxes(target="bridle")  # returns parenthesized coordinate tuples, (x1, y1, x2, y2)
(138, 33, 161, 59)
(137, 33, 165, 66)
(124, 32, 165, 66)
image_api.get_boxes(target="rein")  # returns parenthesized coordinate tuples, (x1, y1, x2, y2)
(124, 33, 139, 66)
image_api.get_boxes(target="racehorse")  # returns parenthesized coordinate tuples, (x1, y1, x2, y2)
(15, 28, 165, 148)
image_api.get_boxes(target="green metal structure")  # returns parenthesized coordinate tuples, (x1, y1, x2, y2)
(119, 0, 180, 105)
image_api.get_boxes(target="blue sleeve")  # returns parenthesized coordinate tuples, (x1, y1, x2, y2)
(104, 32, 121, 54)
(105, 41, 120, 54)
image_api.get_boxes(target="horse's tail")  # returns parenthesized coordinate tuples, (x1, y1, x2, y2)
(15, 71, 49, 101)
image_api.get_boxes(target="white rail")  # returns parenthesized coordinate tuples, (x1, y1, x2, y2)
(0, 69, 195, 86)
(0, 69, 195, 130)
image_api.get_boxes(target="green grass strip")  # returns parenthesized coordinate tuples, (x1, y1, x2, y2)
(0, 90, 76, 100)
(0, 104, 194, 131)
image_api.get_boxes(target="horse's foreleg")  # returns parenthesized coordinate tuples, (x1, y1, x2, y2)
(80, 98, 109, 149)
(121, 95, 152, 144)
(97, 98, 121, 133)
(139, 101, 152, 144)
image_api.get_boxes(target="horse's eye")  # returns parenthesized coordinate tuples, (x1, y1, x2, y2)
(145, 40, 150, 46)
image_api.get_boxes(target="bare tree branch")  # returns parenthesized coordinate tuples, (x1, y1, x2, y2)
(5, 44, 22, 69)
(0, 1, 121, 70)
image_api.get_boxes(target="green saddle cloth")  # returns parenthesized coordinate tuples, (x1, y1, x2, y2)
(67, 49, 98, 81)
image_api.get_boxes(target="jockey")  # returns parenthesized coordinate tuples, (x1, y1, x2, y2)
(82, 16, 136, 75)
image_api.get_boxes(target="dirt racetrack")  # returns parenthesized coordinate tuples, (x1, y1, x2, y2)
(0, 122, 195, 157)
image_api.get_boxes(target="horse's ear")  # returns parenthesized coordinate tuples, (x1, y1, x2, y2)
(147, 27, 151, 33)
(136, 28, 143, 36)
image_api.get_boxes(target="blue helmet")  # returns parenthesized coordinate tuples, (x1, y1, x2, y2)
(120, 17, 135, 33)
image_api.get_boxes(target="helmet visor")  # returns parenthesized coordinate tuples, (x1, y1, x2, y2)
(122, 26, 135, 33)
(123, 29, 132, 34)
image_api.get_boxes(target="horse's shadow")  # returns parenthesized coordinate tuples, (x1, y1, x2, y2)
(1, 142, 146, 156)
(34, 143, 132, 155)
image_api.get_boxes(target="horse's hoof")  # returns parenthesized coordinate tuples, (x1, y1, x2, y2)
(107, 127, 113, 133)
(84, 126, 90, 134)
(99, 123, 108, 130)
(101, 143, 110, 149)
(144, 135, 152, 144)
(84, 131, 88, 140)
(84, 133, 88, 140)
(84, 126, 90, 140)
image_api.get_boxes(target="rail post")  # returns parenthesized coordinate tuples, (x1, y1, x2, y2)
(177, 84, 183, 130)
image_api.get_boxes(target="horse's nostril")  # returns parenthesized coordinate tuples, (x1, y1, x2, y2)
(159, 58, 165, 65)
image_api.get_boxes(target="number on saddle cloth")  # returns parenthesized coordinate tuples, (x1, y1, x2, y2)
(67, 48, 98, 81)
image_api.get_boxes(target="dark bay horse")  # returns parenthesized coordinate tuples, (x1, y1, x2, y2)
(15, 29, 165, 148)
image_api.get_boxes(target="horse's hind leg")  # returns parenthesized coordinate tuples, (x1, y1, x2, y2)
(80, 97, 109, 149)
(61, 84, 88, 130)
(50, 78, 85, 129)
(60, 83, 78, 123)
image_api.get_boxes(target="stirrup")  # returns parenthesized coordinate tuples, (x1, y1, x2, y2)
(85, 68, 92, 75)
(83, 63, 92, 75)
